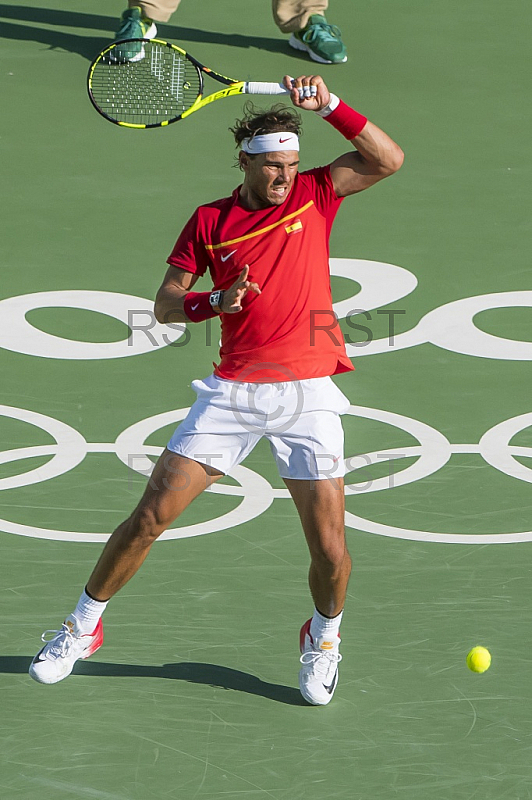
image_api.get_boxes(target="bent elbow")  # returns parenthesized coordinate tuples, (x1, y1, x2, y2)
(386, 145, 405, 175)
(154, 295, 176, 325)
(154, 291, 186, 325)
(153, 299, 165, 325)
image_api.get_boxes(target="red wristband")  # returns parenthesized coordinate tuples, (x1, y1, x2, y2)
(183, 292, 218, 323)
(324, 99, 367, 140)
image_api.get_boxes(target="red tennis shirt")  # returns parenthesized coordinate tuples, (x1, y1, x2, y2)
(167, 165, 354, 382)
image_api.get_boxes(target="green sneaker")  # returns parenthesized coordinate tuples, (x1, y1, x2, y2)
(289, 15, 347, 64)
(110, 6, 157, 63)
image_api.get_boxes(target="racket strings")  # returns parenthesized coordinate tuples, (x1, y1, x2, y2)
(90, 41, 202, 126)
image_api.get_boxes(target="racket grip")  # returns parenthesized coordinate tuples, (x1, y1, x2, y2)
(244, 81, 290, 96)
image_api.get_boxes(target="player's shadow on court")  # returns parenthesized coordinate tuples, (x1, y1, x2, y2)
(0, 656, 307, 705)
(0, 6, 295, 61)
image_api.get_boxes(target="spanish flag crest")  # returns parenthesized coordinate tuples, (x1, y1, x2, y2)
(284, 219, 303, 235)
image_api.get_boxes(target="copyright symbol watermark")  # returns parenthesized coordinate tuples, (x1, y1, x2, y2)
(228, 363, 304, 434)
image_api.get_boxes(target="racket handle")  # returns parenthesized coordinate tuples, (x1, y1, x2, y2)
(244, 81, 290, 96)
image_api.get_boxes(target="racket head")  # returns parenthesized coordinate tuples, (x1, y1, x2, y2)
(87, 38, 204, 128)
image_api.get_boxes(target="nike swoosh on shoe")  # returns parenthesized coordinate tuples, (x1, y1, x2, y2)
(322, 670, 338, 694)
(32, 648, 47, 663)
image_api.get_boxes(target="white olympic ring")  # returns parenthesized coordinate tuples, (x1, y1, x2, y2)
(0, 263, 531, 361)
(0, 290, 184, 359)
(346, 289, 532, 361)
(0, 402, 273, 542)
(0, 404, 531, 545)
(0, 405, 87, 490)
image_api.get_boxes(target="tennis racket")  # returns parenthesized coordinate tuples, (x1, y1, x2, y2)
(87, 38, 291, 129)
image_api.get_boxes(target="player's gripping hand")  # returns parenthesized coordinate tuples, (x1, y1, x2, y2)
(221, 266, 261, 314)
(283, 74, 330, 113)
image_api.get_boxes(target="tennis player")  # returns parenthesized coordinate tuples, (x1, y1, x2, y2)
(30, 74, 403, 705)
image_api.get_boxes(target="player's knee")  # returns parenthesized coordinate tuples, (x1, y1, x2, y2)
(310, 530, 350, 571)
(128, 505, 172, 544)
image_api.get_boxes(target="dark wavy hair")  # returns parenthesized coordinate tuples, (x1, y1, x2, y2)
(230, 102, 302, 150)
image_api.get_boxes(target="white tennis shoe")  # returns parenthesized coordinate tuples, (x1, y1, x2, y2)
(29, 615, 103, 684)
(299, 619, 342, 705)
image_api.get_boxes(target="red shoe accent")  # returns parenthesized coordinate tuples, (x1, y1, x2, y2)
(300, 619, 341, 652)
(82, 618, 104, 659)
(299, 619, 312, 653)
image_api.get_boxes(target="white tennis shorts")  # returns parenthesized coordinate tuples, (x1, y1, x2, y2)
(167, 374, 350, 481)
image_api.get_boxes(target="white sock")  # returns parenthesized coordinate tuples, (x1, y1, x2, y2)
(71, 588, 108, 634)
(310, 608, 343, 642)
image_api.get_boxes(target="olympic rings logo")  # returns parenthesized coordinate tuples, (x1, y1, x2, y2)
(1, 258, 530, 546)
(0, 259, 531, 361)
(1, 403, 531, 546)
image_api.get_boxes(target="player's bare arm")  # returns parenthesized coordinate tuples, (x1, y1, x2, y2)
(154, 265, 260, 324)
(154, 266, 199, 323)
(328, 121, 404, 197)
(284, 73, 404, 197)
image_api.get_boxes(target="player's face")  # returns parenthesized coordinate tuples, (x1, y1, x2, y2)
(241, 151, 299, 209)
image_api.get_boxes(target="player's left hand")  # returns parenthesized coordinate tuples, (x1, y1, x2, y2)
(221, 265, 261, 314)
(283, 74, 330, 112)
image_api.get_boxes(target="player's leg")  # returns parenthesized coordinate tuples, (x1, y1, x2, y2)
(265, 376, 350, 704)
(272, 0, 347, 64)
(284, 475, 351, 618)
(284, 475, 351, 705)
(29, 451, 222, 685)
(29, 373, 262, 685)
(86, 451, 222, 601)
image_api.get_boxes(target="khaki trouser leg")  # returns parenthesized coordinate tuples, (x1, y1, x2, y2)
(127, 1, 330, 32)
(128, 0, 181, 23)
(272, 0, 329, 33)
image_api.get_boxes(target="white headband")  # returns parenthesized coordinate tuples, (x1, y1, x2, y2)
(241, 132, 300, 154)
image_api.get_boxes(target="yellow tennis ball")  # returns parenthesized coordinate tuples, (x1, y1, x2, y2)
(466, 646, 491, 673)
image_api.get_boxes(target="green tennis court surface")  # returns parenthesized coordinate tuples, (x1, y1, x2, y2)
(1, 1, 531, 797)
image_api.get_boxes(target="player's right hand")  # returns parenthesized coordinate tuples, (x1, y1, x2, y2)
(222, 265, 261, 313)
(283, 74, 330, 112)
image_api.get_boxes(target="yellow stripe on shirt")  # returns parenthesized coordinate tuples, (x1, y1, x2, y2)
(204, 201, 314, 251)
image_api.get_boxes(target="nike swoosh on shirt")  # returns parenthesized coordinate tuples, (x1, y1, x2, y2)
(322, 670, 338, 695)
(221, 250, 237, 262)
(191, 303, 200, 311)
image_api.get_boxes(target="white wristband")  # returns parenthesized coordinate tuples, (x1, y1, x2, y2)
(316, 93, 341, 118)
